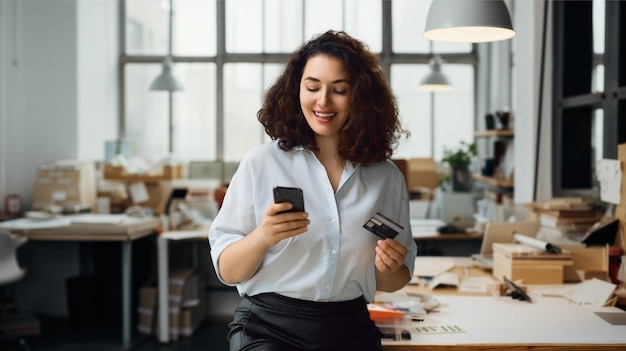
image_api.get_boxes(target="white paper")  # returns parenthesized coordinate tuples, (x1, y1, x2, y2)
(70, 214, 127, 225)
(413, 256, 455, 277)
(128, 181, 149, 204)
(0, 217, 72, 230)
(564, 278, 616, 306)
(459, 276, 495, 293)
(428, 272, 459, 289)
(598, 159, 621, 205)
(161, 230, 207, 240)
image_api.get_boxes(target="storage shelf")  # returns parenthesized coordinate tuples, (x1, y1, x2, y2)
(472, 174, 514, 188)
(474, 130, 514, 138)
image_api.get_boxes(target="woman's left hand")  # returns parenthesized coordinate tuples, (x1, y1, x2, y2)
(374, 239, 408, 274)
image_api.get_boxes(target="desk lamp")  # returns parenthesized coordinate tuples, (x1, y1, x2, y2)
(423, 0, 515, 43)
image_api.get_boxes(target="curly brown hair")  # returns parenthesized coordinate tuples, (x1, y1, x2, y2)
(257, 30, 407, 166)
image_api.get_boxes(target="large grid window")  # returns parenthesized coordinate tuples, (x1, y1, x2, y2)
(552, 0, 626, 197)
(121, 0, 476, 165)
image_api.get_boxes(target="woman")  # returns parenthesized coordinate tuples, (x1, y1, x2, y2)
(209, 30, 417, 351)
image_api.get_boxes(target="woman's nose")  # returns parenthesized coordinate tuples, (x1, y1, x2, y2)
(317, 89, 329, 106)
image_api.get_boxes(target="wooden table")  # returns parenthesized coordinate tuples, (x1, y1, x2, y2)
(380, 257, 626, 351)
(1, 214, 159, 349)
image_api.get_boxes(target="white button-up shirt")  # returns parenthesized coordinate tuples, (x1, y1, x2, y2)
(209, 140, 417, 303)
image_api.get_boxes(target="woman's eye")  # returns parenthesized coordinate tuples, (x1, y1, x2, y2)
(306, 87, 319, 92)
(334, 90, 347, 95)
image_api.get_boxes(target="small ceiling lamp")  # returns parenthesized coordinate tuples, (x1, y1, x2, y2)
(149, 0, 183, 155)
(423, 0, 515, 43)
(150, 57, 184, 92)
(150, 0, 183, 92)
(419, 55, 453, 92)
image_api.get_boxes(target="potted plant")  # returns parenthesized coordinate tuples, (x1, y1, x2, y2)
(441, 141, 476, 192)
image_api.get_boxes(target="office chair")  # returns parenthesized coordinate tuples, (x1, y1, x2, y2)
(0, 231, 27, 284)
(0, 230, 38, 351)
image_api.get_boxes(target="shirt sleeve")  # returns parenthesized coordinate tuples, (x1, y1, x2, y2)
(397, 171, 418, 278)
(401, 184, 417, 277)
(208, 156, 257, 286)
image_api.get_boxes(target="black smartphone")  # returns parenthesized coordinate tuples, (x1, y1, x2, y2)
(273, 186, 305, 213)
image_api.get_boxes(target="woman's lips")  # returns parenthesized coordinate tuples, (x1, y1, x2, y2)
(314, 111, 336, 123)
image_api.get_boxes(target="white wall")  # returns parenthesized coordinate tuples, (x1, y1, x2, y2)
(77, 0, 118, 160)
(0, 0, 118, 317)
(0, 0, 117, 211)
(512, 0, 552, 203)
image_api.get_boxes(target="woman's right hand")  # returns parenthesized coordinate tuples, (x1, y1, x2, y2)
(253, 202, 310, 247)
(217, 202, 309, 284)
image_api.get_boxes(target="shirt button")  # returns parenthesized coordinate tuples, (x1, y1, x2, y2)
(326, 285, 331, 291)
(331, 218, 337, 223)
(331, 250, 337, 255)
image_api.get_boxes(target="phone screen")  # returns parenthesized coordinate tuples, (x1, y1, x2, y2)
(273, 186, 305, 213)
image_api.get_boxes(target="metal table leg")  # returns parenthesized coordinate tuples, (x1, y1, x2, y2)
(157, 236, 170, 342)
(122, 240, 132, 349)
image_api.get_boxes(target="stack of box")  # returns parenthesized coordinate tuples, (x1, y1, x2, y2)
(32, 160, 97, 211)
(137, 268, 207, 340)
(167, 268, 205, 341)
(137, 283, 158, 335)
(493, 243, 574, 284)
(525, 197, 602, 242)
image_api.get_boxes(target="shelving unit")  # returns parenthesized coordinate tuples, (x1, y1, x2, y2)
(474, 130, 514, 138)
(473, 129, 514, 190)
(472, 173, 513, 188)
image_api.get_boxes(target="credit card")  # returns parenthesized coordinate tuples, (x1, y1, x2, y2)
(363, 212, 404, 239)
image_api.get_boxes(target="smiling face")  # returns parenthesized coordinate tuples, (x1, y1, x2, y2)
(299, 55, 352, 143)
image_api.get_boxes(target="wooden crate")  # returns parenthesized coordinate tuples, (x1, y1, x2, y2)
(103, 164, 183, 182)
(492, 243, 573, 284)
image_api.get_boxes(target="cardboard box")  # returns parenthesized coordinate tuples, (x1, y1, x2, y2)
(137, 283, 157, 335)
(168, 268, 204, 341)
(32, 160, 96, 211)
(493, 243, 573, 284)
(564, 247, 610, 283)
(137, 270, 205, 339)
(137, 182, 173, 215)
(153, 292, 207, 339)
(179, 294, 207, 338)
(406, 158, 438, 192)
(104, 164, 183, 182)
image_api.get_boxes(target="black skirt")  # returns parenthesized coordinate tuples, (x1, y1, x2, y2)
(228, 293, 383, 351)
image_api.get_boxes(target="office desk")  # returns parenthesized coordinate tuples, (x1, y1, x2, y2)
(1, 214, 159, 349)
(380, 257, 626, 350)
(411, 219, 482, 246)
(413, 230, 483, 257)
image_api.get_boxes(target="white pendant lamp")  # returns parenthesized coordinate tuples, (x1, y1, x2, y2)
(419, 55, 453, 92)
(150, 0, 183, 92)
(150, 57, 184, 92)
(423, 0, 515, 43)
(149, 0, 183, 155)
